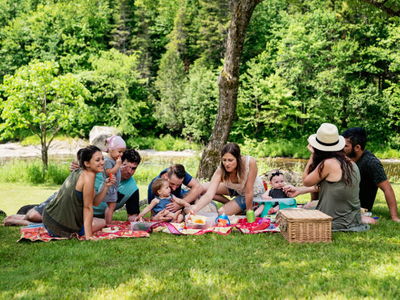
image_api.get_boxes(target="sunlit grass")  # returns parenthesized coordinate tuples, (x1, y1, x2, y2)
(1, 182, 400, 298)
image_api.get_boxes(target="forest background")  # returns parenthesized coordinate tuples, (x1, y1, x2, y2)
(1, 0, 400, 159)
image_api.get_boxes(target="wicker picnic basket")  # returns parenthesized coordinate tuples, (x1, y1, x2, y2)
(278, 209, 332, 243)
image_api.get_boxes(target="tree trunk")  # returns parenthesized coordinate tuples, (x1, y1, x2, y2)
(41, 141, 48, 173)
(197, 0, 263, 181)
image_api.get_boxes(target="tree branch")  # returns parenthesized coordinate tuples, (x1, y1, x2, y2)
(360, 0, 400, 16)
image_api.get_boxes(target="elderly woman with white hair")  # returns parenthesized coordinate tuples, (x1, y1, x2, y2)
(285, 123, 369, 231)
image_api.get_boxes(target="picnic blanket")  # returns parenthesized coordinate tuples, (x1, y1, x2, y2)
(18, 221, 149, 242)
(18, 217, 280, 242)
(149, 217, 280, 235)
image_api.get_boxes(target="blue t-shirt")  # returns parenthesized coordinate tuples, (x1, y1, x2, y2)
(147, 168, 193, 204)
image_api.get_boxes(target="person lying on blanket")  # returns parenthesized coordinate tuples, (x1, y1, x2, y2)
(138, 178, 190, 223)
(42, 146, 114, 240)
(3, 149, 142, 226)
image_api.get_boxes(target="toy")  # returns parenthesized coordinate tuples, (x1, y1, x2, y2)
(215, 213, 230, 226)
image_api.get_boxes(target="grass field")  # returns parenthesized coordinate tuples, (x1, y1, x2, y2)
(1, 181, 400, 299)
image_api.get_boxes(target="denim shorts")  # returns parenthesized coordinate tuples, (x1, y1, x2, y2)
(228, 188, 265, 211)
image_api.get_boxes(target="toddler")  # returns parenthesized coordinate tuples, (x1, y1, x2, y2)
(100, 136, 126, 225)
(139, 178, 189, 222)
(255, 169, 287, 216)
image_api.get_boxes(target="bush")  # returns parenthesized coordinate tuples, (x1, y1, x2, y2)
(47, 163, 70, 184)
(0, 159, 71, 184)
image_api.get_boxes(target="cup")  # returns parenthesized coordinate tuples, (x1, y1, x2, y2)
(246, 210, 255, 223)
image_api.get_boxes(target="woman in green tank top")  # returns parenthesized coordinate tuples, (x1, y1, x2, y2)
(302, 123, 368, 231)
(43, 146, 116, 240)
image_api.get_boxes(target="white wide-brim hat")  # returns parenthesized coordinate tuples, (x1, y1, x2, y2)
(308, 123, 345, 152)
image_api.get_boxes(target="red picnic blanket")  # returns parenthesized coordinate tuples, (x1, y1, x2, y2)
(149, 217, 280, 235)
(18, 221, 149, 242)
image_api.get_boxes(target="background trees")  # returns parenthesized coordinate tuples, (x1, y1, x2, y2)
(0, 0, 399, 164)
(1, 60, 91, 171)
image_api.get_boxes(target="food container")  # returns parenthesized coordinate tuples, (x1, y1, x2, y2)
(130, 222, 156, 231)
(185, 212, 217, 229)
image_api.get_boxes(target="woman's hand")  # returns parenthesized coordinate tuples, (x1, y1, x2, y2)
(86, 236, 99, 241)
(307, 143, 314, 154)
(283, 185, 300, 198)
(105, 175, 116, 187)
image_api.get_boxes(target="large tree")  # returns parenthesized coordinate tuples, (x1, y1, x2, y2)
(197, 0, 263, 180)
(1, 60, 91, 171)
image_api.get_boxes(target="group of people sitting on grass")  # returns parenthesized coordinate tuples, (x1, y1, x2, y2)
(3, 124, 400, 240)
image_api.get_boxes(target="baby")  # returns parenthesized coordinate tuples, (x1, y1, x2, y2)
(139, 178, 189, 222)
(100, 136, 126, 225)
(255, 169, 287, 217)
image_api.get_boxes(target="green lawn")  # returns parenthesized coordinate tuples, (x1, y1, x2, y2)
(1, 184, 400, 299)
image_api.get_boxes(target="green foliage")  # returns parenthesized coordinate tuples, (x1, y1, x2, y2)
(20, 135, 41, 146)
(181, 62, 219, 142)
(0, 159, 70, 184)
(239, 138, 310, 159)
(154, 43, 186, 131)
(0, 0, 115, 78)
(81, 49, 152, 136)
(1, 0, 400, 149)
(1, 60, 91, 142)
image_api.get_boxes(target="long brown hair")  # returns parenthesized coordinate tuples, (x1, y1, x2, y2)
(309, 149, 355, 186)
(220, 143, 244, 183)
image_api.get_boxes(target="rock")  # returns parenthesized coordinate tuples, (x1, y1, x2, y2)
(89, 126, 121, 150)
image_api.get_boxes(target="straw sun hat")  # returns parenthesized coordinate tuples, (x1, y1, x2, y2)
(308, 123, 345, 152)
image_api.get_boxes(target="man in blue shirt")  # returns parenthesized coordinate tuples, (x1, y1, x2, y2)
(147, 164, 204, 214)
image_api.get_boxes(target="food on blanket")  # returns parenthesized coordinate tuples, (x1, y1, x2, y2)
(102, 227, 111, 232)
(186, 215, 207, 224)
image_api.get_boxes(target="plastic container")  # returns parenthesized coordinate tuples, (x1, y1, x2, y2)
(130, 222, 156, 231)
(185, 212, 217, 229)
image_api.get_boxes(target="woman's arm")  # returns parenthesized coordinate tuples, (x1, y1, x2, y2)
(244, 158, 258, 211)
(139, 198, 159, 218)
(191, 169, 223, 214)
(93, 176, 115, 206)
(82, 173, 96, 239)
(303, 159, 341, 186)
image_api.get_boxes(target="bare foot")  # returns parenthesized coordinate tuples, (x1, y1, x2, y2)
(3, 215, 30, 226)
(172, 209, 182, 222)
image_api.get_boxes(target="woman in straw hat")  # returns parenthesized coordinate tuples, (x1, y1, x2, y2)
(300, 123, 368, 231)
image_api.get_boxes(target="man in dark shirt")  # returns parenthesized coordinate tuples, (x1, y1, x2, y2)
(147, 164, 204, 213)
(342, 127, 400, 222)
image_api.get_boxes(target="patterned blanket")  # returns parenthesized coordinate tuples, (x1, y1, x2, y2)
(18, 221, 149, 242)
(18, 218, 279, 242)
(149, 217, 280, 235)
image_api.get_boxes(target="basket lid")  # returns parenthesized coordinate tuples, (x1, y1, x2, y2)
(279, 209, 332, 221)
